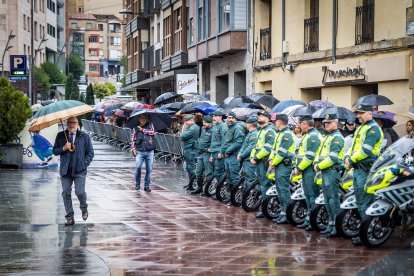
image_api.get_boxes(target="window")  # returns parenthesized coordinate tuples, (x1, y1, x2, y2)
(89, 49, 98, 56)
(23, 14, 26, 30)
(98, 24, 103, 31)
(89, 64, 98, 71)
(110, 37, 121, 46)
(99, 36, 104, 43)
(79, 6, 84, 12)
(34, 21, 38, 40)
(71, 22, 78, 29)
(86, 23, 92, 30)
(99, 49, 104, 57)
(163, 16, 172, 57)
(157, 22, 160, 43)
(27, 16, 30, 32)
(88, 36, 98, 43)
(197, 2, 204, 41)
(219, 0, 230, 32)
(47, 0, 56, 13)
(173, 7, 182, 53)
(34, 0, 37, 12)
(47, 23, 55, 37)
(24, 44, 26, 55)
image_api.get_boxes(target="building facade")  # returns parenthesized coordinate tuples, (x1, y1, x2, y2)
(253, 0, 414, 114)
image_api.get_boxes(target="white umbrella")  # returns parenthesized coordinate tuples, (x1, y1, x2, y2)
(280, 104, 304, 126)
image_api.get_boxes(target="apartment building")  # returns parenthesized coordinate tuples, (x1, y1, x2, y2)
(68, 0, 123, 19)
(254, 0, 414, 114)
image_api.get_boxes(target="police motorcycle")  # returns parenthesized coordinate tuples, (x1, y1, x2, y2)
(229, 169, 247, 207)
(359, 136, 414, 247)
(335, 139, 387, 239)
(241, 180, 262, 212)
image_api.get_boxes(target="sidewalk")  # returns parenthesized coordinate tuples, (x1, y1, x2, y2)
(0, 140, 412, 275)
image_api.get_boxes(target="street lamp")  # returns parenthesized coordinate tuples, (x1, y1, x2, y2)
(1, 31, 16, 78)
(118, 9, 140, 15)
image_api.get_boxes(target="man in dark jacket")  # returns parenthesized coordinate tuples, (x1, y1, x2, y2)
(132, 114, 156, 192)
(53, 116, 94, 226)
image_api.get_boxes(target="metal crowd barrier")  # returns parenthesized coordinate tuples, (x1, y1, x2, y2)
(81, 119, 183, 162)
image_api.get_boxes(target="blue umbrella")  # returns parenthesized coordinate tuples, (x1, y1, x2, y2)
(272, 100, 305, 113)
(194, 103, 220, 115)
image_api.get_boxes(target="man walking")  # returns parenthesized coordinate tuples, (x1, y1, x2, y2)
(132, 114, 156, 192)
(237, 116, 258, 190)
(180, 115, 200, 190)
(53, 116, 94, 226)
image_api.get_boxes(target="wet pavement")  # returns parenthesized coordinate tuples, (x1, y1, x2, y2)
(0, 141, 413, 275)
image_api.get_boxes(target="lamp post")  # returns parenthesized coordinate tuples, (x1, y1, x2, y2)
(29, 34, 48, 104)
(118, 9, 141, 15)
(1, 31, 16, 78)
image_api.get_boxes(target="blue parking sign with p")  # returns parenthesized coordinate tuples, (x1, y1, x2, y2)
(10, 55, 27, 80)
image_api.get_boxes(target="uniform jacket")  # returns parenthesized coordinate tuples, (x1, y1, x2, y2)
(221, 122, 245, 156)
(180, 123, 200, 150)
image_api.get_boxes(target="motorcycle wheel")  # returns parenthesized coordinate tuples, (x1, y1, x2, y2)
(204, 176, 219, 197)
(309, 204, 328, 232)
(216, 177, 230, 203)
(286, 199, 307, 226)
(360, 215, 395, 248)
(335, 209, 361, 239)
(261, 196, 280, 220)
(190, 176, 198, 190)
(230, 177, 245, 207)
(242, 181, 262, 212)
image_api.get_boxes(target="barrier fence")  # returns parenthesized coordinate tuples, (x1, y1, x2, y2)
(81, 120, 183, 162)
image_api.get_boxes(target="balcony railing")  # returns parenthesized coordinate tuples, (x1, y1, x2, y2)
(260, 28, 271, 60)
(304, 17, 319, 53)
(355, 4, 374, 45)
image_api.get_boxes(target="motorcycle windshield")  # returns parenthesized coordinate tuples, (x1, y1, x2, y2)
(368, 136, 414, 176)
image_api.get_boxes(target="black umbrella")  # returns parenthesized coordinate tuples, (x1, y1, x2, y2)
(160, 102, 185, 111)
(248, 93, 280, 109)
(353, 94, 393, 107)
(179, 101, 214, 114)
(125, 109, 172, 131)
(312, 107, 356, 122)
(291, 105, 319, 117)
(373, 112, 397, 128)
(103, 103, 124, 116)
(223, 96, 255, 108)
(154, 92, 180, 105)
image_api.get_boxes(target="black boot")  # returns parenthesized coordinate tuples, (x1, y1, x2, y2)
(191, 179, 203, 195)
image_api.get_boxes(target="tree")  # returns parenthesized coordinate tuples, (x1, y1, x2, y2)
(79, 93, 85, 103)
(85, 83, 95, 105)
(104, 82, 117, 95)
(93, 82, 111, 100)
(69, 79, 80, 100)
(0, 78, 32, 143)
(65, 73, 74, 100)
(34, 67, 51, 100)
(68, 53, 85, 81)
(40, 61, 66, 84)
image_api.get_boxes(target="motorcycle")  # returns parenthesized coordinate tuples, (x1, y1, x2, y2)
(284, 172, 307, 226)
(359, 136, 414, 247)
(230, 176, 247, 207)
(241, 180, 263, 212)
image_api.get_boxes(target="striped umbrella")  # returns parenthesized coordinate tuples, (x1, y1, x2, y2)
(29, 100, 93, 132)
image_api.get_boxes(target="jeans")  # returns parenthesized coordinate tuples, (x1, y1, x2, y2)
(135, 150, 154, 188)
(61, 173, 87, 219)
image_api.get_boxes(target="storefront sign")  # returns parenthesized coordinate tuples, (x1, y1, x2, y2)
(176, 74, 197, 94)
(322, 65, 367, 85)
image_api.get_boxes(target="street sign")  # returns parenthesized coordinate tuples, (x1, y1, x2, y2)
(10, 55, 27, 80)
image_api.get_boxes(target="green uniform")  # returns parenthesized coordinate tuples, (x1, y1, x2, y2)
(238, 128, 258, 188)
(295, 128, 322, 220)
(268, 127, 295, 216)
(346, 119, 383, 218)
(195, 126, 214, 186)
(180, 123, 200, 180)
(221, 122, 245, 187)
(314, 129, 345, 232)
(210, 121, 227, 180)
(250, 123, 276, 195)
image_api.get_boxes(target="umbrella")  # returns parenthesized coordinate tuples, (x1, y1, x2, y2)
(181, 93, 207, 103)
(160, 102, 186, 111)
(280, 105, 305, 126)
(393, 112, 414, 137)
(353, 94, 393, 107)
(235, 102, 264, 110)
(272, 100, 305, 113)
(290, 105, 319, 117)
(31, 103, 43, 112)
(194, 103, 220, 115)
(154, 92, 180, 105)
(373, 112, 397, 128)
(312, 107, 356, 122)
(93, 99, 122, 111)
(309, 100, 335, 108)
(103, 103, 124, 116)
(248, 93, 280, 109)
(223, 96, 255, 108)
(125, 109, 172, 131)
(29, 100, 93, 132)
(231, 107, 263, 121)
(179, 101, 214, 114)
(121, 101, 142, 111)
(114, 109, 127, 117)
(133, 104, 155, 110)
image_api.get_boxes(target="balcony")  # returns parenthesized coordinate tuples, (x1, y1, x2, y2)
(304, 17, 319, 53)
(126, 17, 150, 37)
(147, 0, 161, 15)
(143, 46, 154, 71)
(127, 70, 149, 84)
(260, 28, 271, 60)
(162, 51, 188, 72)
(355, 4, 374, 45)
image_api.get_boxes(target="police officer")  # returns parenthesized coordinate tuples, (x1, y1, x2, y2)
(314, 113, 345, 237)
(221, 111, 245, 191)
(180, 115, 200, 190)
(251, 111, 276, 218)
(191, 115, 214, 195)
(344, 104, 383, 245)
(295, 115, 322, 230)
(268, 114, 295, 224)
(209, 110, 227, 182)
(237, 116, 258, 190)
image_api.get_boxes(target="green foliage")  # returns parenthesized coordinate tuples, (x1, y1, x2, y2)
(68, 53, 85, 81)
(119, 55, 127, 71)
(40, 61, 66, 84)
(93, 83, 111, 100)
(65, 73, 74, 100)
(79, 93, 85, 103)
(120, 75, 126, 87)
(34, 67, 51, 100)
(69, 79, 80, 100)
(104, 82, 117, 95)
(0, 78, 32, 144)
(85, 83, 95, 105)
